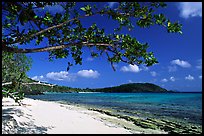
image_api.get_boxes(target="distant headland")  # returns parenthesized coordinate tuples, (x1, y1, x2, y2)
(22, 78, 175, 95)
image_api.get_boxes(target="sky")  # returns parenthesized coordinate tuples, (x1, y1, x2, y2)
(21, 2, 202, 92)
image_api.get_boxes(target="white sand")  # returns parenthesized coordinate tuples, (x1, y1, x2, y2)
(2, 97, 132, 134)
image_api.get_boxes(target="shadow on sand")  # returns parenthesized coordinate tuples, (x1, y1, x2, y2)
(2, 107, 52, 134)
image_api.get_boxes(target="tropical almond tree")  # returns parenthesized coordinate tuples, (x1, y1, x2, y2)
(2, 2, 182, 71)
(2, 2, 182, 101)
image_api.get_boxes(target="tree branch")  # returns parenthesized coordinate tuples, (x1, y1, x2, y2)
(105, 51, 116, 71)
(105, 47, 131, 64)
(4, 6, 124, 45)
(5, 13, 97, 45)
(2, 42, 114, 53)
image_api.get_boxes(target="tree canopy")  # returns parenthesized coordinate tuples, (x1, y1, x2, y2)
(2, 51, 32, 102)
(2, 2, 182, 71)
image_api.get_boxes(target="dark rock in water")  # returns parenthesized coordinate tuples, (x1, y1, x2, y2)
(89, 107, 202, 134)
(191, 126, 197, 129)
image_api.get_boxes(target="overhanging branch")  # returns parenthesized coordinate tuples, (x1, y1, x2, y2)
(4, 7, 123, 45)
(2, 42, 114, 53)
(5, 13, 98, 45)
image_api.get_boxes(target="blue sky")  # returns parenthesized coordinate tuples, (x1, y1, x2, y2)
(23, 2, 202, 92)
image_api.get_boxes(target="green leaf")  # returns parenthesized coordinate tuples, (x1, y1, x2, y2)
(80, 7, 86, 11)
(6, 23, 11, 27)
(81, 5, 92, 15)
(116, 35, 120, 39)
(159, 2, 167, 8)
(91, 52, 98, 57)
(36, 40, 40, 45)
(86, 5, 91, 10)
(6, 16, 11, 19)
(167, 21, 171, 27)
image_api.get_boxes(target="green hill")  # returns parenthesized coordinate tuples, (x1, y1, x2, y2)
(23, 77, 172, 94)
(91, 83, 170, 93)
(22, 77, 81, 95)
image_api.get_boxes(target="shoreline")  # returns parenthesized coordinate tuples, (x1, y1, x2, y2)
(2, 97, 135, 134)
(2, 97, 201, 134)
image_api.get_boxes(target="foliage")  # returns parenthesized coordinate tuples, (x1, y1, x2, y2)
(21, 78, 82, 95)
(23, 79, 169, 94)
(2, 2, 182, 71)
(2, 2, 182, 102)
(2, 51, 32, 102)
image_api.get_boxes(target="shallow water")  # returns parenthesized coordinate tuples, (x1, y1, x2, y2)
(27, 92, 202, 126)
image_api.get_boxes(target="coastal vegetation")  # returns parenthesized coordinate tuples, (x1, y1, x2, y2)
(20, 77, 171, 95)
(91, 83, 170, 93)
(2, 3, 202, 135)
(2, 51, 32, 102)
(2, 2, 182, 101)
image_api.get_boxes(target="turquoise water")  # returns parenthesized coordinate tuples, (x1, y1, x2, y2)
(27, 92, 202, 125)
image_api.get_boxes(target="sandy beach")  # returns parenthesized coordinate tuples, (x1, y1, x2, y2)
(2, 97, 170, 134)
(2, 97, 134, 134)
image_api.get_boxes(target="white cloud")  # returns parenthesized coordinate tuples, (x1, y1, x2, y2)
(161, 84, 165, 87)
(46, 71, 76, 81)
(171, 59, 191, 68)
(45, 5, 64, 14)
(178, 2, 202, 19)
(31, 75, 41, 80)
(185, 75, 194, 80)
(31, 75, 47, 82)
(196, 59, 202, 69)
(121, 64, 141, 73)
(168, 65, 177, 72)
(150, 79, 157, 83)
(77, 69, 100, 78)
(141, 65, 149, 71)
(128, 80, 133, 83)
(86, 57, 94, 62)
(108, 2, 118, 8)
(170, 76, 176, 82)
(32, 69, 100, 83)
(113, 64, 118, 68)
(199, 75, 202, 79)
(150, 71, 157, 77)
(161, 78, 168, 82)
(34, 4, 64, 17)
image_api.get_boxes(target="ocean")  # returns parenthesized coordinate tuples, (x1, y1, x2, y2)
(27, 92, 202, 127)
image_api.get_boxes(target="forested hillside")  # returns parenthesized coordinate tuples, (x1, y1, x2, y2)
(22, 79, 171, 94)
(91, 83, 170, 93)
